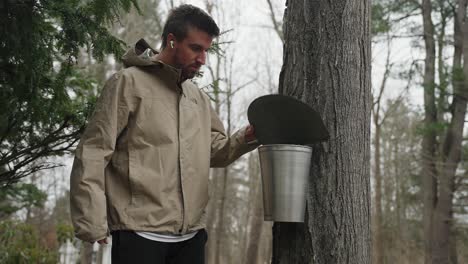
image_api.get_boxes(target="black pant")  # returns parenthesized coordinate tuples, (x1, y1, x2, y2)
(111, 230, 207, 264)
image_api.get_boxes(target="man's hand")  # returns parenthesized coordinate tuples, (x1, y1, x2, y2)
(97, 238, 108, 244)
(245, 125, 258, 145)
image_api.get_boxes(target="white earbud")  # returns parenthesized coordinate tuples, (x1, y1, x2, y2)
(170, 40, 174, 48)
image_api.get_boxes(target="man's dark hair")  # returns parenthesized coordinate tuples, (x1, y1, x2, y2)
(161, 4, 220, 48)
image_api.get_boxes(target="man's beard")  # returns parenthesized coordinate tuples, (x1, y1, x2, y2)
(181, 64, 200, 80)
(174, 54, 200, 80)
(182, 68, 196, 79)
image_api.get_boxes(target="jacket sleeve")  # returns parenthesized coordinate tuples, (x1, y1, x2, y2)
(210, 106, 258, 167)
(70, 72, 131, 242)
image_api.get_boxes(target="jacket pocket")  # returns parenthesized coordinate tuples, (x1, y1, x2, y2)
(125, 147, 168, 223)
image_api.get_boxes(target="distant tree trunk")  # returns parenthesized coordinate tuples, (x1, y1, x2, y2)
(215, 80, 233, 264)
(373, 111, 384, 264)
(213, 166, 229, 264)
(273, 0, 371, 263)
(431, 1, 468, 263)
(79, 242, 93, 264)
(204, 24, 225, 263)
(420, 0, 468, 263)
(96, 244, 105, 264)
(372, 33, 392, 264)
(205, 168, 223, 264)
(393, 137, 403, 259)
(244, 153, 269, 264)
(449, 221, 459, 264)
(420, 0, 438, 263)
(381, 128, 393, 262)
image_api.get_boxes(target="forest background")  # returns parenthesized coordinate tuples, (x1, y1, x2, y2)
(1, 0, 467, 263)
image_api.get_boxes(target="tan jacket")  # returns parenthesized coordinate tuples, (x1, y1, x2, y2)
(70, 39, 256, 242)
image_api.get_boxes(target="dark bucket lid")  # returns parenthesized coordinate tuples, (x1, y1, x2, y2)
(247, 94, 329, 145)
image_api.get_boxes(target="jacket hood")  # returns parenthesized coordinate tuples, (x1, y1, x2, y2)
(122, 39, 184, 83)
(122, 39, 160, 68)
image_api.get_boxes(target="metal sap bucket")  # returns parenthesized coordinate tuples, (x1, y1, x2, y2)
(258, 144, 312, 222)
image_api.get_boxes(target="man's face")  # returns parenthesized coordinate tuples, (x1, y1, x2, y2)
(172, 27, 213, 80)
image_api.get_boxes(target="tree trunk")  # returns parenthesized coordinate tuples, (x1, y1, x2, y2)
(245, 153, 272, 264)
(205, 35, 225, 263)
(394, 139, 403, 261)
(96, 244, 105, 264)
(79, 242, 93, 264)
(205, 168, 224, 264)
(372, 33, 392, 264)
(373, 110, 384, 264)
(273, 0, 371, 263)
(449, 221, 459, 264)
(214, 167, 229, 264)
(382, 129, 393, 262)
(421, 0, 438, 263)
(431, 1, 468, 263)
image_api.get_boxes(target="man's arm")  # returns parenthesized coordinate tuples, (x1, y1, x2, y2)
(210, 106, 258, 167)
(70, 72, 131, 243)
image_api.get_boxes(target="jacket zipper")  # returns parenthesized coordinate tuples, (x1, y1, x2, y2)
(177, 88, 185, 234)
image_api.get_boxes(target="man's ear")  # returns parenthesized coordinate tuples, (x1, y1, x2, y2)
(167, 33, 176, 49)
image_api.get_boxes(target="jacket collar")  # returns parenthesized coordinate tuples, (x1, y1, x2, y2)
(122, 39, 185, 92)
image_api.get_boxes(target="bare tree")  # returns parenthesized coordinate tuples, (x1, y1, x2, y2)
(430, 0, 468, 263)
(372, 34, 393, 264)
(203, 1, 254, 263)
(420, 0, 468, 263)
(243, 152, 272, 264)
(420, 1, 438, 262)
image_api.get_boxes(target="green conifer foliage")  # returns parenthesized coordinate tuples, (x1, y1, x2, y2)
(0, 0, 139, 185)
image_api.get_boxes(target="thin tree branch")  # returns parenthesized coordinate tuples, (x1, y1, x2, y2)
(265, 0, 283, 43)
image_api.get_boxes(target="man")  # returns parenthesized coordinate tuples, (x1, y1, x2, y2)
(70, 4, 257, 264)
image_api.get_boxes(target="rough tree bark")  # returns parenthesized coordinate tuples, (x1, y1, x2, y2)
(273, 0, 371, 263)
